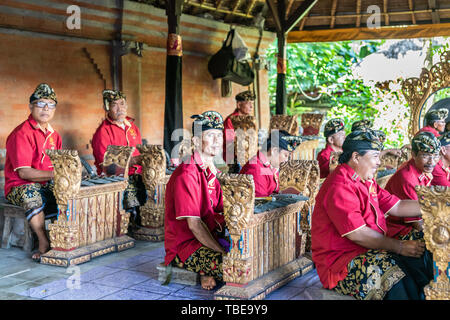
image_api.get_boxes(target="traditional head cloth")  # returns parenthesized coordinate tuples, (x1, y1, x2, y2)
(29, 83, 57, 104)
(324, 118, 345, 138)
(411, 131, 441, 154)
(425, 108, 448, 124)
(191, 111, 224, 134)
(439, 131, 450, 147)
(266, 130, 303, 152)
(342, 129, 384, 153)
(235, 90, 256, 102)
(351, 119, 373, 132)
(373, 130, 387, 144)
(102, 89, 126, 111)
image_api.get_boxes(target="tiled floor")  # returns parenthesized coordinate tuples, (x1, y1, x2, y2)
(0, 240, 353, 300)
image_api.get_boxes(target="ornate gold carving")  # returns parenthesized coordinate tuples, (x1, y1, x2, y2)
(218, 173, 254, 284)
(119, 211, 131, 236)
(301, 113, 324, 136)
(222, 256, 252, 285)
(329, 151, 341, 173)
(402, 50, 450, 139)
(46, 149, 82, 213)
(48, 222, 79, 250)
(102, 145, 135, 178)
(415, 186, 450, 300)
(269, 115, 298, 136)
(136, 144, 166, 228)
(218, 173, 255, 234)
(230, 115, 258, 166)
(279, 160, 320, 252)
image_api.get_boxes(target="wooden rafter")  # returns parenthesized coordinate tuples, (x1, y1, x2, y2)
(185, 0, 254, 18)
(408, 0, 416, 24)
(246, 0, 257, 15)
(226, 0, 242, 22)
(356, 0, 361, 27)
(266, 0, 283, 33)
(429, 0, 440, 24)
(383, 0, 389, 26)
(286, 0, 295, 18)
(285, 0, 318, 34)
(330, 0, 338, 29)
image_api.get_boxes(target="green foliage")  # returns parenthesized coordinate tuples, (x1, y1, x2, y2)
(265, 38, 448, 148)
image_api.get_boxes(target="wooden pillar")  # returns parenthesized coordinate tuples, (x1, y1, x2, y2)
(276, 31, 287, 115)
(163, 0, 184, 157)
(267, 0, 317, 115)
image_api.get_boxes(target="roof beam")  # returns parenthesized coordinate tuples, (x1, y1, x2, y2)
(383, 0, 390, 26)
(428, 0, 440, 24)
(266, 0, 283, 34)
(285, 0, 318, 34)
(287, 22, 450, 43)
(408, 0, 416, 24)
(225, 0, 242, 22)
(330, 0, 338, 29)
(356, 0, 361, 27)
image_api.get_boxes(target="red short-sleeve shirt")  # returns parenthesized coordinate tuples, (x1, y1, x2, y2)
(384, 159, 428, 238)
(239, 151, 279, 197)
(311, 163, 400, 289)
(164, 151, 224, 265)
(431, 160, 450, 187)
(91, 116, 142, 175)
(317, 144, 334, 179)
(222, 109, 240, 162)
(417, 126, 440, 137)
(4, 114, 62, 196)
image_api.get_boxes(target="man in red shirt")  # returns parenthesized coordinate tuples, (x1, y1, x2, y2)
(4, 83, 62, 261)
(317, 118, 345, 179)
(223, 90, 255, 173)
(311, 129, 432, 300)
(431, 131, 450, 186)
(240, 130, 302, 197)
(91, 90, 146, 225)
(417, 108, 448, 137)
(164, 111, 226, 290)
(385, 131, 441, 239)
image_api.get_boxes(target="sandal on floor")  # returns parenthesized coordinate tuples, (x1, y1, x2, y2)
(31, 251, 41, 262)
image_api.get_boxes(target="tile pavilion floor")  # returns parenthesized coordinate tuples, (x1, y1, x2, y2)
(0, 240, 355, 301)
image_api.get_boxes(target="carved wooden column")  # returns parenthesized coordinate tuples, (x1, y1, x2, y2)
(46, 150, 82, 251)
(230, 115, 258, 168)
(269, 114, 298, 135)
(219, 173, 255, 286)
(133, 144, 167, 241)
(416, 186, 450, 300)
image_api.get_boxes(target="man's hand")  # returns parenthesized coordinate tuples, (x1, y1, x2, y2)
(398, 240, 425, 258)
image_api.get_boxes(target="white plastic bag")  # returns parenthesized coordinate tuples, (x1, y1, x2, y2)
(232, 30, 251, 61)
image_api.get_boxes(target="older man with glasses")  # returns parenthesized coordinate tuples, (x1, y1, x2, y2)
(4, 83, 62, 261)
(385, 131, 441, 240)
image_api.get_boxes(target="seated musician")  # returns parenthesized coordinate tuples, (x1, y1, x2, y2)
(385, 132, 441, 239)
(417, 108, 448, 137)
(223, 90, 255, 173)
(317, 118, 345, 179)
(431, 131, 450, 186)
(239, 130, 302, 197)
(91, 90, 146, 224)
(4, 83, 61, 261)
(311, 129, 433, 300)
(164, 111, 227, 291)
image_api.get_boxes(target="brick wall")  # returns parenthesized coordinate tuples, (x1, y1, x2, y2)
(0, 0, 275, 158)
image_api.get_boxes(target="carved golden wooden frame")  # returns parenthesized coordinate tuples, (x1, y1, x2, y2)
(401, 50, 450, 140)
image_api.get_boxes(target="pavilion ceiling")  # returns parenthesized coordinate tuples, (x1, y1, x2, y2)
(133, 0, 450, 41)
